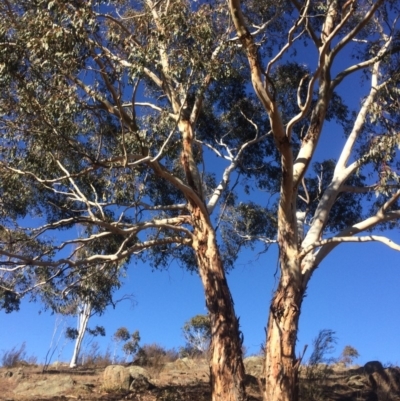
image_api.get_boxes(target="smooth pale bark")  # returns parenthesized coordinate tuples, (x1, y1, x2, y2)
(69, 301, 92, 368)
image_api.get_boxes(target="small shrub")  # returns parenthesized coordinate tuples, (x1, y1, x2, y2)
(339, 345, 360, 367)
(179, 344, 205, 359)
(135, 343, 179, 376)
(1, 342, 37, 367)
(81, 342, 113, 367)
(299, 329, 337, 401)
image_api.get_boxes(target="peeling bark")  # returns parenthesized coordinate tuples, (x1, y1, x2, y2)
(177, 118, 247, 401)
(264, 266, 304, 401)
(193, 209, 247, 401)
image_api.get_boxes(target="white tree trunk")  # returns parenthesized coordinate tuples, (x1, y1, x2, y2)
(69, 301, 92, 368)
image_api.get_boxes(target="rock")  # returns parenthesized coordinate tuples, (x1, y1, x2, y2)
(364, 361, 384, 374)
(103, 365, 152, 392)
(127, 365, 151, 380)
(369, 367, 400, 395)
(15, 376, 75, 396)
(103, 365, 131, 391)
(244, 356, 264, 378)
(347, 374, 368, 389)
(14, 368, 25, 381)
(130, 375, 153, 392)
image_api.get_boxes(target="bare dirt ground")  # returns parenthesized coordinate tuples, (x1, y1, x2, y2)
(1, 358, 400, 401)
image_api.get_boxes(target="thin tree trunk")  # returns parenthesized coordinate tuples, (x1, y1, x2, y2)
(264, 271, 304, 401)
(193, 210, 247, 401)
(69, 301, 92, 368)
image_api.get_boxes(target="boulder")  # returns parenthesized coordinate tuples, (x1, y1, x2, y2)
(103, 365, 152, 391)
(103, 365, 131, 391)
(244, 356, 264, 378)
(130, 374, 153, 392)
(127, 365, 151, 380)
(364, 361, 384, 375)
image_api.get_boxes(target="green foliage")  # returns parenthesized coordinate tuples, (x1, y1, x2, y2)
(65, 327, 79, 341)
(113, 327, 140, 362)
(113, 327, 130, 343)
(87, 325, 106, 337)
(1, 0, 399, 312)
(122, 330, 141, 362)
(0, 289, 20, 313)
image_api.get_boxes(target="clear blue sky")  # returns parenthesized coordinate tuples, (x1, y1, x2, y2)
(2, 235, 400, 366)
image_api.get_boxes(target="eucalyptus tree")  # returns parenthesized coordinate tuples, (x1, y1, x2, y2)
(61, 261, 125, 368)
(226, 0, 400, 400)
(0, 0, 272, 399)
(2, 1, 400, 401)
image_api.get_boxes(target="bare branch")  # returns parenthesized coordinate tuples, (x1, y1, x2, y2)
(299, 234, 400, 259)
(331, 0, 385, 61)
(266, 0, 310, 75)
(207, 130, 271, 213)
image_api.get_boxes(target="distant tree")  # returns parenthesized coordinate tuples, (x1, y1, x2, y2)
(182, 314, 211, 354)
(65, 324, 105, 366)
(339, 345, 360, 367)
(122, 331, 141, 363)
(51, 249, 129, 368)
(112, 328, 140, 363)
(112, 327, 130, 364)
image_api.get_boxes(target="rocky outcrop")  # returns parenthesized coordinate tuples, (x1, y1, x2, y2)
(15, 374, 76, 396)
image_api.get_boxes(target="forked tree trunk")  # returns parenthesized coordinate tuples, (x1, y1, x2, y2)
(193, 209, 247, 401)
(264, 269, 304, 401)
